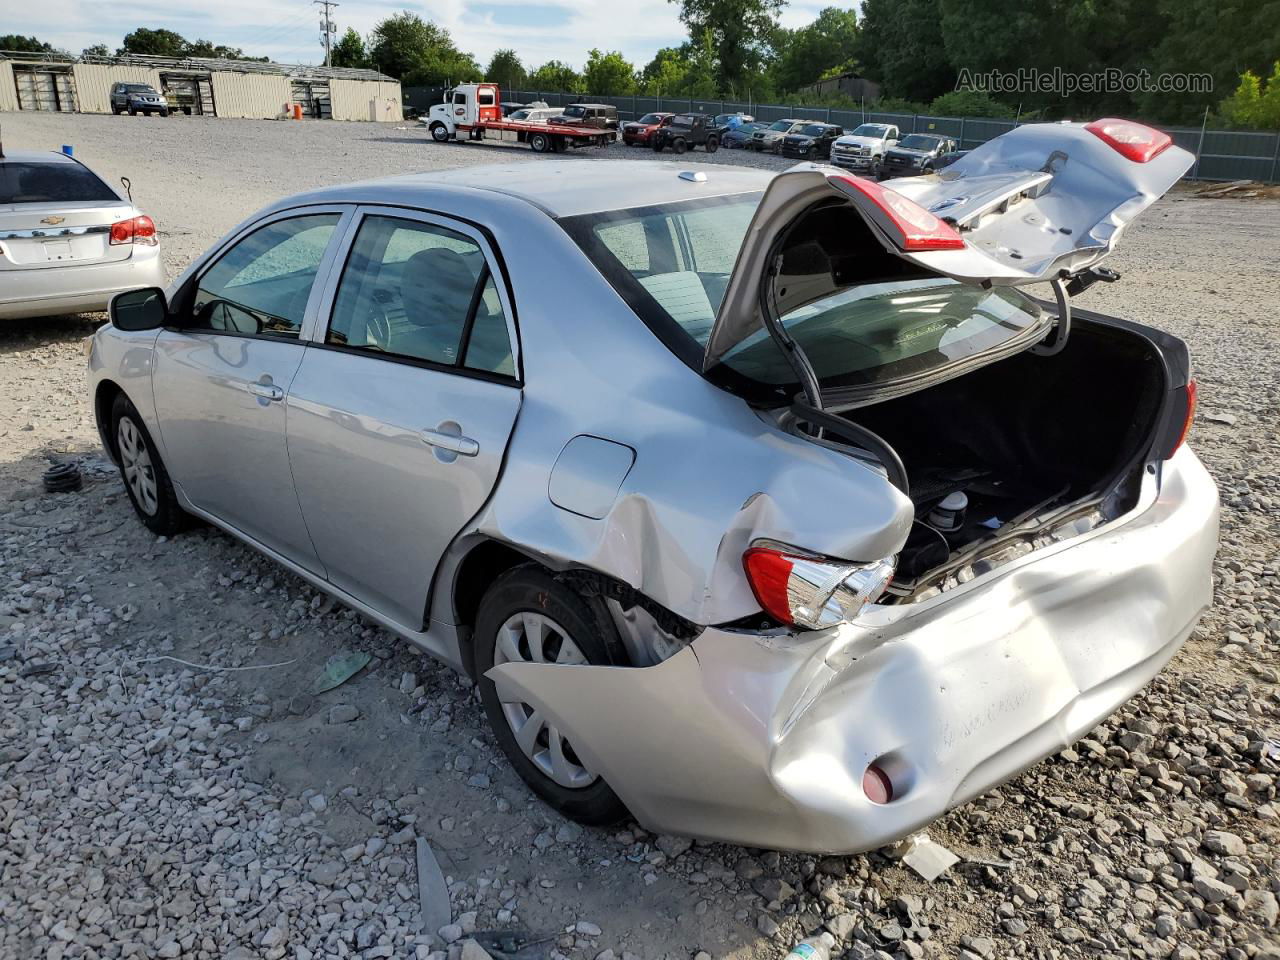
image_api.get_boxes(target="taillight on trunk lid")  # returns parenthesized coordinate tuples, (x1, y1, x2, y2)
(743, 545, 895, 629)
(110, 215, 157, 246)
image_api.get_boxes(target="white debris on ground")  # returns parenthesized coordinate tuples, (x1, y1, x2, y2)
(1, 113, 1279, 960)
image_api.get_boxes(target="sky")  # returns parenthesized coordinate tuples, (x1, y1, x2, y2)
(5, 0, 839, 72)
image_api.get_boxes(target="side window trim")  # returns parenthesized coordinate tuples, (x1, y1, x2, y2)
(309, 204, 521, 380)
(172, 204, 355, 342)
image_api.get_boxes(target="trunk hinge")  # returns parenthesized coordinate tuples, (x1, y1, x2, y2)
(758, 252, 824, 410)
(1030, 275, 1073, 357)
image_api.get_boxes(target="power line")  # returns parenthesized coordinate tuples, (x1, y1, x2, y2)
(314, 0, 339, 67)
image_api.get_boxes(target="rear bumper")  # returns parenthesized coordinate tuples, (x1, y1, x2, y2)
(490, 448, 1219, 852)
(0, 247, 164, 319)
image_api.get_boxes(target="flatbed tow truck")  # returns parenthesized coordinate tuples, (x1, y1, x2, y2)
(424, 83, 616, 153)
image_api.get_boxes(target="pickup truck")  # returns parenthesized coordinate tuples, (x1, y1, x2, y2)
(829, 122, 900, 174)
(880, 134, 961, 178)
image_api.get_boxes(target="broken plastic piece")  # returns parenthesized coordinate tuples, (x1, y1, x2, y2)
(416, 835, 452, 935)
(891, 832, 960, 881)
(314, 651, 372, 693)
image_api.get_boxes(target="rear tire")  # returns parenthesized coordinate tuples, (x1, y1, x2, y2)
(475, 566, 629, 826)
(110, 394, 188, 537)
(529, 132, 550, 153)
(705, 136, 719, 154)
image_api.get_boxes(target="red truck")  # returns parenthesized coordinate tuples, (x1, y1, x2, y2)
(424, 83, 616, 153)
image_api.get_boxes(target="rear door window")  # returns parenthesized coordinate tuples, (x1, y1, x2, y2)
(326, 214, 515, 376)
(0, 162, 118, 204)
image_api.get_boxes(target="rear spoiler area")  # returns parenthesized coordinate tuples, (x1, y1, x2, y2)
(705, 119, 1194, 371)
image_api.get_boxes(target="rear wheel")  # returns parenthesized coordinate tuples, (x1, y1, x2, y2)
(111, 394, 188, 536)
(430, 122, 450, 142)
(529, 132, 550, 153)
(475, 566, 629, 825)
(552, 136, 568, 153)
(705, 135, 719, 154)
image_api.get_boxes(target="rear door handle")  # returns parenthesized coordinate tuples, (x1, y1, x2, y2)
(420, 428, 479, 457)
(247, 382, 284, 402)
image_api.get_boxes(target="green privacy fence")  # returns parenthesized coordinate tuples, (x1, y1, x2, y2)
(497, 88, 1280, 184)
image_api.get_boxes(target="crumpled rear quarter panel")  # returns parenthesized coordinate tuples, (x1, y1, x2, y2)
(489, 447, 1219, 852)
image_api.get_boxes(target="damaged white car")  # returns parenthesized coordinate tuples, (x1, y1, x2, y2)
(87, 118, 1218, 852)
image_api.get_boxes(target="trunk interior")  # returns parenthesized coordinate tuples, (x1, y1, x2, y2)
(841, 318, 1167, 594)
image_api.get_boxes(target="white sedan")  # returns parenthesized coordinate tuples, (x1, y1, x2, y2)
(0, 149, 163, 320)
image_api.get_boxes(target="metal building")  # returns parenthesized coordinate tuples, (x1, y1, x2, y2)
(0, 51, 401, 122)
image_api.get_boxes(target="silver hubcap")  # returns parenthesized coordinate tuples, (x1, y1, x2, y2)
(118, 416, 159, 516)
(494, 611, 597, 789)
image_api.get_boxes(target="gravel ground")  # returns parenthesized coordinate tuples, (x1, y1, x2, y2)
(2, 112, 1279, 960)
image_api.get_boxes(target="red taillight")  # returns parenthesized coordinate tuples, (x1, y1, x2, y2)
(1084, 118, 1173, 164)
(742, 545, 895, 629)
(1166, 379, 1197, 458)
(109, 215, 158, 246)
(742, 547, 796, 624)
(863, 764, 893, 804)
(830, 174, 966, 251)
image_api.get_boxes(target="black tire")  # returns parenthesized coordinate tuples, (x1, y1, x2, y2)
(110, 393, 188, 536)
(705, 135, 719, 154)
(128, 107, 137, 116)
(672, 138, 688, 155)
(551, 136, 568, 153)
(159, 108, 170, 117)
(430, 122, 450, 143)
(651, 138, 664, 152)
(111, 106, 121, 115)
(529, 132, 550, 153)
(475, 565, 629, 826)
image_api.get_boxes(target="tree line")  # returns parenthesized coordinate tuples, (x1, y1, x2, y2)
(4, 0, 1277, 128)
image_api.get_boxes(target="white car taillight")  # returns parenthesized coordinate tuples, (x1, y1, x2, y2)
(743, 545, 895, 630)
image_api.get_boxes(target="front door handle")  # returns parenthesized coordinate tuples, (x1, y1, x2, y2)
(420, 427, 479, 457)
(247, 381, 284, 402)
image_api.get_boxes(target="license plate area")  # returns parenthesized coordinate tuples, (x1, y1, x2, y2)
(43, 240, 74, 261)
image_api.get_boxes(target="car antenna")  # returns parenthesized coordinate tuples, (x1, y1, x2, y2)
(120, 176, 132, 203)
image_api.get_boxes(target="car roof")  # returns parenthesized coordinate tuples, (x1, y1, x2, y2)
(292, 160, 774, 219)
(0, 150, 80, 165)
(567, 103, 614, 109)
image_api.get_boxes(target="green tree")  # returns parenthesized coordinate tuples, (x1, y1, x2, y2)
(331, 28, 368, 69)
(671, 0, 784, 96)
(184, 39, 267, 61)
(0, 34, 56, 54)
(81, 43, 110, 58)
(640, 48, 690, 95)
(1220, 63, 1280, 129)
(772, 7, 860, 93)
(368, 11, 479, 85)
(486, 48, 526, 91)
(857, 0, 955, 103)
(582, 48, 636, 95)
(118, 28, 188, 57)
(930, 89, 1015, 118)
(528, 60, 583, 92)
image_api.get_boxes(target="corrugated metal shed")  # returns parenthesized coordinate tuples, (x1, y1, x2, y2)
(210, 72, 291, 119)
(72, 64, 163, 113)
(330, 79, 404, 122)
(0, 62, 16, 112)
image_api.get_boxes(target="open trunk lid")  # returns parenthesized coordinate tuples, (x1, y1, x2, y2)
(704, 119, 1193, 370)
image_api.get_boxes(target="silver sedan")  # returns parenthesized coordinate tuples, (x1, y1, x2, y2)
(1, 150, 164, 320)
(87, 119, 1219, 852)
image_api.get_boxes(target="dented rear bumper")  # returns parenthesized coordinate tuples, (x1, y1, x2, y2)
(488, 448, 1219, 853)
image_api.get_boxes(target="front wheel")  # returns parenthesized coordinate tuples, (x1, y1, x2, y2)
(529, 132, 550, 153)
(475, 566, 629, 825)
(111, 394, 188, 536)
(651, 139, 664, 152)
(430, 122, 450, 143)
(672, 138, 688, 154)
(128, 107, 137, 116)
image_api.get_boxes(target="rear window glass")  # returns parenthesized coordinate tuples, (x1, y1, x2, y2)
(0, 162, 118, 204)
(562, 194, 1046, 399)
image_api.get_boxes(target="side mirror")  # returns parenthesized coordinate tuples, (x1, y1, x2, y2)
(110, 286, 168, 331)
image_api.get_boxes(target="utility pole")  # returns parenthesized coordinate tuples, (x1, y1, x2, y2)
(315, 0, 339, 67)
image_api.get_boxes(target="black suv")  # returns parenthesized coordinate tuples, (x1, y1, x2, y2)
(554, 103, 619, 130)
(781, 123, 844, 159)
(879, 134, 960, 178)
(651, 114, 720, 154)
(110, 83, 170, 117)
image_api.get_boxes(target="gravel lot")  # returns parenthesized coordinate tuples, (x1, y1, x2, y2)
(2, 112, 1279, 960)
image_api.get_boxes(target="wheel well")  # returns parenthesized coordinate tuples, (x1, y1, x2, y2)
(451, 540, 538, 676)
(94, 380, 125, 462)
